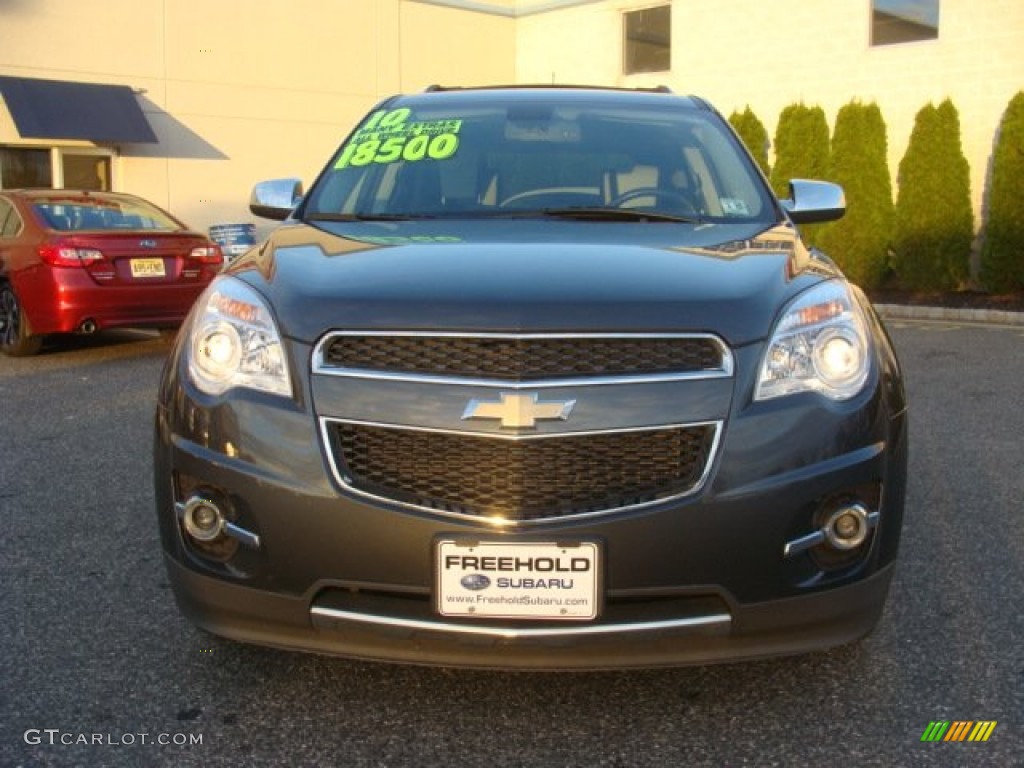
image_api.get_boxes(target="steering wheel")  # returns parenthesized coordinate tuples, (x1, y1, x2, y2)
(609, 187, 698, 214)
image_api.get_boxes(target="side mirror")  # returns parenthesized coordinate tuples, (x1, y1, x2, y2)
(780, 180, 845, 224)
(249, 178, 304, 221)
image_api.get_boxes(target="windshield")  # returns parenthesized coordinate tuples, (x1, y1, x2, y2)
(303, 93, 776, 224)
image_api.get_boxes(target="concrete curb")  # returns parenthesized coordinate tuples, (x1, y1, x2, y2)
(874, 303, 1024, 327)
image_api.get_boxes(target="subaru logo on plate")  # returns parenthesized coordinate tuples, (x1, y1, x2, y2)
(139, 239, 158, 249)
(461, 573, 491, 591)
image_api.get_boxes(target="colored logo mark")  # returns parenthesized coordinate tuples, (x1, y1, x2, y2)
(920, 721, 997, 742)
(460, 573, 491, 591)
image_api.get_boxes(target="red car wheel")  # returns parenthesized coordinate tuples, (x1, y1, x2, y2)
(0, 284, 42, 357)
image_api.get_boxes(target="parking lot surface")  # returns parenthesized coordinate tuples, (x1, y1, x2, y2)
(1, 321, 1021, 767)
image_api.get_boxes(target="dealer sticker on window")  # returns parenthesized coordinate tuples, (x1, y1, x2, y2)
(436, 539, 600, 620)
(335, 107, 462, 169)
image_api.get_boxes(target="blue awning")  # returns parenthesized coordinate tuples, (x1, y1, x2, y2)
(0, 76, 157, 144)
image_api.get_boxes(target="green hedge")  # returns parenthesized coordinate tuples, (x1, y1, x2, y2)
(770, 103, 830, 246)
(892, 100, 973, 291)
(728, 106, 770, 177)
(769, 103, 830, 196)
(817, 101, 894, 289)
(980, 91, 1024, 292)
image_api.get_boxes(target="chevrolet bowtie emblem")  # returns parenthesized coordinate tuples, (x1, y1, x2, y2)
(461, 392, 576, 429)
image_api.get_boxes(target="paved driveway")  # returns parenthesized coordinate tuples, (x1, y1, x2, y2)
(1, 321, 1021, 767)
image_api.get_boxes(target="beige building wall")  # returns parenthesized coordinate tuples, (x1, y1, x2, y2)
(0, 0, 515, 232)
(517, 0, 1024, 223)
(2, 0, 1020, 233)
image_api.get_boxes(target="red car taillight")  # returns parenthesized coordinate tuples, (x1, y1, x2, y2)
(38, 241, 105, 267)
(190, 245, 224, 265)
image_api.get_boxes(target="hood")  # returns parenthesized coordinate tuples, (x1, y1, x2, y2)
(229, 219, 836, 347)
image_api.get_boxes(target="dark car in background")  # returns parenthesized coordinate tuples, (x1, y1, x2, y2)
(0, 189, 223, 356)
(154, 86, 908, 669)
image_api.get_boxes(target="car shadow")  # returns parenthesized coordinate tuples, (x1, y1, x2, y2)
(37, 329, 168, 355)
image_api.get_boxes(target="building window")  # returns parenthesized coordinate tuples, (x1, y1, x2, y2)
(0, 147, 112, 190)
(871, 0, 939, 46)
(0, 147, 51, 188)
(624, 5, 671, 74)
(62, 154, 111, 191)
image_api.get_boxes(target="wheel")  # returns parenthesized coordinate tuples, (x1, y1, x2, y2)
(609, 187, 698, 214)
(158, 327, 180, 344)
(0, 283, 42, 357)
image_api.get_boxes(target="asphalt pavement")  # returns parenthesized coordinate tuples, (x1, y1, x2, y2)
(0, 320, 1021, 767)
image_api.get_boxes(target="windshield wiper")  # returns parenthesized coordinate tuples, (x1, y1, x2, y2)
(538, 207, 700, 223)
(452, 207, 700, 224)
(304, 212, 436, 222)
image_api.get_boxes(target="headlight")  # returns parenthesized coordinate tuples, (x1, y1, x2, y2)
(755, 280, 871, 401)
(188, 277, 292, 397)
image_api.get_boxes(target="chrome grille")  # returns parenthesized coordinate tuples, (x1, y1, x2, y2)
(327, 421, 718, 523)
(319, 333, 727, 381)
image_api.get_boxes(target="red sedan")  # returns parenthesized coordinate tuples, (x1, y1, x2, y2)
(0, 189, 223, 356)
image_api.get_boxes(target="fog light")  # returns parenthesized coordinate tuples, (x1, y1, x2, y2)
(182, 497, 226, 542)
(824, 504, 869, 550)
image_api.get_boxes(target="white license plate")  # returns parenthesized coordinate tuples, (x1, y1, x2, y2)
(436, 540, 599, 620)
(130, 258, 165, 278)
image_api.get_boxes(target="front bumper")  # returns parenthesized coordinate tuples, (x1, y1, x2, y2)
(154, 382, 906, 668)
(164, 553, 895, 669)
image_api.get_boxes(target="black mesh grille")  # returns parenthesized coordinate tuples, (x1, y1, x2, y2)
(331, 422, 716, 522)
(322, 335, 723, 380)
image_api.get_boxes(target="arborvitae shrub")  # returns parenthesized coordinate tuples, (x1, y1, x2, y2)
(893, 100, 973, 291)
(980, 91, 1024, 292)
(817, 101, 894, 289)
(770, 103, 830, 196)
(728, 106, 770, 177)
(770, 103, 830, 245)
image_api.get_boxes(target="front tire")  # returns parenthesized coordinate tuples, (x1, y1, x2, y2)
(0, 283, 43, 357)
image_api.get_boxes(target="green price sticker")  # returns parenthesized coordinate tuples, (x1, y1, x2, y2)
(335, 109, 461, 169)
(361, 107, 411, 133)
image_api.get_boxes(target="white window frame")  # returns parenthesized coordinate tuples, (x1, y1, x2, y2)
(0, 144, 118, 190)
(57, 147, 118, 190)
(622, 3, 672, 76)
